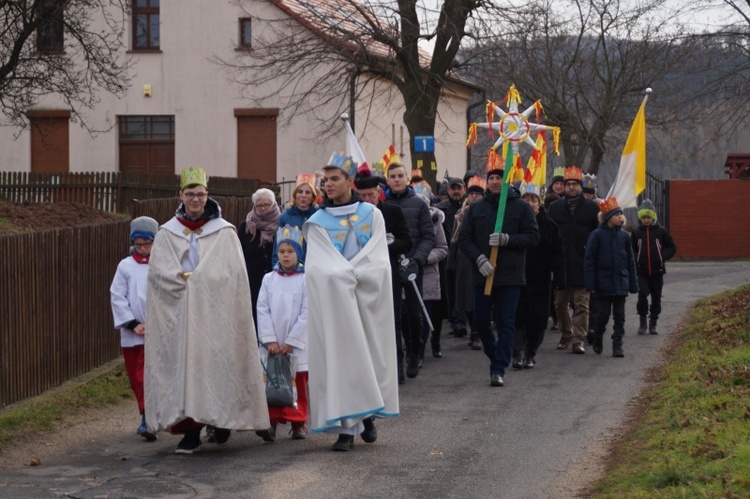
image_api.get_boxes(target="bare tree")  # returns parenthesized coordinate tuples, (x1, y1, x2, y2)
(219, 0, 524, 187)
(0, 0, 131, 131)
(461, 0, 702, 175)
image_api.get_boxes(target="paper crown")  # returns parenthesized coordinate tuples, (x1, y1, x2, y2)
(598, 196, 621, 217)
(564, 166, 584, 183)
(325, 151, 358, 177)
(180, 167, 208, 189)
(296, 173, 317, 188)
(276, 224, 304, 248)
(484, 148, 504, 174)
(582, 173, 597, 192)
(467, 175, 486, 192)
(520, 182, 541, 199)
(412, 182, 432, 200)
(369, 161, 386, 177)
(552, 166, 566, 179)
(411, 168, 424, 179)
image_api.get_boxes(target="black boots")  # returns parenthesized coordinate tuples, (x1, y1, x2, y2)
(612, 337, 624, 358)
(649, 318, 659, 335)
(593, 332, 604, 355)
(637, 316, 648, 335)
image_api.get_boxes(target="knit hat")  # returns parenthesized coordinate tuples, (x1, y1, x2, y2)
(598, 196, 622, 221)
(438, 180, 449, 197)
(638, 199, 657, 221)
(549, 166, 565, 186)
(582, 174, 597, 194)
(130, 216, 158, 241)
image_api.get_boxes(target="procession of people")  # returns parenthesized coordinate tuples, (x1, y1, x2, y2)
(111, 152, 676, 454)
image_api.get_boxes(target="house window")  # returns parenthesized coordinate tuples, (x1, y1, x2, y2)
(239, 18, 252, 48)
(37, 1, 64, 53)
(133, 0, 160, 50)
(118, 115, 175, 174)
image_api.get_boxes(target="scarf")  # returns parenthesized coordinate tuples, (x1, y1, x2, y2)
(131, 252, 150, 264)
(245, 205, 280, 242)
(566, 195, 581, 215)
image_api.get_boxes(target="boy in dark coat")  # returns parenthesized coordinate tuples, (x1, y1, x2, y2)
(584, 197, 638, 358)
(512, 184, 566, 369)
(631, 199, 677, 335)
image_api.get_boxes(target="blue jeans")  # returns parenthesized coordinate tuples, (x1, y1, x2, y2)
(473, 285, 521, 377)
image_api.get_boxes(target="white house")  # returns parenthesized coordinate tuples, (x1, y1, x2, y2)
(0, 0, 479, 186)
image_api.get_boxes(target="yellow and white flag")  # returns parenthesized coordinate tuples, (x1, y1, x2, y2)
(608, 94, 648, 208)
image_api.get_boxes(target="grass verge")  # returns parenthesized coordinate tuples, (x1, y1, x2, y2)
(0, 360, 132, 444)
(594, 284, 750, 498)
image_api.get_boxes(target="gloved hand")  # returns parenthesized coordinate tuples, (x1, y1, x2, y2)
(489, 232, 509, 247)
(476, 255, 494, 277)
(386, 232, 395, 245)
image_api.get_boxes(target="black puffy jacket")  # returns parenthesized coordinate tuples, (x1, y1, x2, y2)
(458, 187, 539, 287)
(383, 187, 435, 267)
(631, 222, 677, 276)
(547, 195, 599, 287)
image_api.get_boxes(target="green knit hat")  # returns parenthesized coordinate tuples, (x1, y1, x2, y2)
(637, 199, 657, 221)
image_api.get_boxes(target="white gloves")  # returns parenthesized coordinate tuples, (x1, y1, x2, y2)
(386, 232, 395, 245)
(489, 232, 509, 247)
(476, 255, 494, 277)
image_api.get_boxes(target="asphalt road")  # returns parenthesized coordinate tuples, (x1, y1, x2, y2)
(1, 261, 749, 499)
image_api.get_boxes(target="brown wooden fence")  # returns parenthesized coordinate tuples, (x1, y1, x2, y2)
(0, 172, 263, 213)
(0, 221, 130, 407)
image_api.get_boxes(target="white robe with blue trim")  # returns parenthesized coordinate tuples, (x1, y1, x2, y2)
(303, 204, 399, 432)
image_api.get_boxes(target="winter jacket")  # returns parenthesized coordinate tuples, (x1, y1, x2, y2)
(384, 186, 435, 267)
(631, 222, 677, 276)
(435, 197, 464, 244)
(584, 223, 638, 297)
(458, 187, 539, 287)
(547, 195, 600, 287)
(422, 207, 449, 301)
(526, 207, 566, 290)
(378, 201, 412, 262)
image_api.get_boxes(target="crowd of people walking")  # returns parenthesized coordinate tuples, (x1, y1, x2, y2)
(109, 157, 677, 454)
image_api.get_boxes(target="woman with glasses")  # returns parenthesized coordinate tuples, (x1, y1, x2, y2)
(238, 188, 280, 323)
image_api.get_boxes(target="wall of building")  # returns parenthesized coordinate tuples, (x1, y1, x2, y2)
(0, 0, 474, 184)
(668, 179, 750, 258)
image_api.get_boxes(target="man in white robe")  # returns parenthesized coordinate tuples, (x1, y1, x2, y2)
(303, 152, 399, 452)
(145, 167, 269, 454)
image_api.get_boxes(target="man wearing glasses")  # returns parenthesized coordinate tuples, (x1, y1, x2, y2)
(546, 166, 600, 354)
(145, 167, 269, 454)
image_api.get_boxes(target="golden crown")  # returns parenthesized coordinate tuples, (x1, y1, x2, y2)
(598, 196, 620, 215)
(467, 176, 486, 191)
(564, 166, 584, 182)
(180, 167, 208, 189)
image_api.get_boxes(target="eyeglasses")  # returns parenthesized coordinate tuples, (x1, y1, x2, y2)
(134, 242, 153, 248)
(255, 203, 273, 210)
(183, 192, 207, 200)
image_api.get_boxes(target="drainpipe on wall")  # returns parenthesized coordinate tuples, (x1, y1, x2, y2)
(466, 90, 486, 174)
(349, 67, 362, 133)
